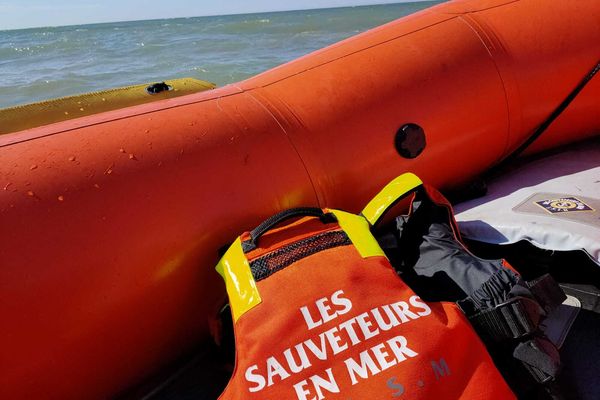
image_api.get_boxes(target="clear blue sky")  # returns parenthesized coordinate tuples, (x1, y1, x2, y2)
(0, 0, 428, 30)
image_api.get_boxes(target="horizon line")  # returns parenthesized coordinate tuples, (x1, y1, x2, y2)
(0, 0, 437, 33)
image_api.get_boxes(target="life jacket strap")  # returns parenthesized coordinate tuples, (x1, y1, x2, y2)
(528, 274, 569, 314)
(464, 296, 542, 340)
(458, 274, 565, 341)
(514, 336, 561, 384)
(361, 172, 423, 226)
(458, 271, 566, 386)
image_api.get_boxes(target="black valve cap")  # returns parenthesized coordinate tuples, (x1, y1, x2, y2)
(395, 123, 426, 159)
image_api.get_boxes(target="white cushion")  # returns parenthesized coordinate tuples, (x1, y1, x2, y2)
(455, 138, 600, 266)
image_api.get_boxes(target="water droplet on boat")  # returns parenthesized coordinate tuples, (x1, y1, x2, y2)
(129, 154, 137, 160)
(27, 190, 35, 197)
(3, 182, 12, 190)
(145, 129, 150, 133)
(101, 98, 106, 102)
(157, 161, 163, 167)
(180, 149, 184, 155)
(119, 148, 125, 153)
(104, 163, 114, 175)
(30, 165, 38, 170)
(68, 156, 76, 161)
(79, 108, 84, 111)
(94, 183, 100, 189)
(25, 182, 31, 186)
(57, 195, 64, 201)
(64, 111, 69, 115)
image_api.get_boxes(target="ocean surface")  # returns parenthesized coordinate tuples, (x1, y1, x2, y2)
(0, 1, 440, 109)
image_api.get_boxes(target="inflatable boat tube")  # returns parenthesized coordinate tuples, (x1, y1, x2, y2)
(0, 0, 598, 398)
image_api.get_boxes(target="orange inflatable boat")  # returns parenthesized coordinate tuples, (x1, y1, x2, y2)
(1, 0, 599, 398)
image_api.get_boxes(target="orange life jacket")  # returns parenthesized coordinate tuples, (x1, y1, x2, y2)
(215, 173, 515, 399)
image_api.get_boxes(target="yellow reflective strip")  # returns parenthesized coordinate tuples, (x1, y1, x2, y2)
(330, 209, 386, 259)
(215, 237, 261, 322)
(361, 173, 423, 226)
(0, 77, 215, 135)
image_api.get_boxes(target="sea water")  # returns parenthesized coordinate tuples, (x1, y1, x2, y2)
(0, 2, 440, 109)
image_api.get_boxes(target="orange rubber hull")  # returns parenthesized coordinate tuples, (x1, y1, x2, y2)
(1, 0, 599, 398)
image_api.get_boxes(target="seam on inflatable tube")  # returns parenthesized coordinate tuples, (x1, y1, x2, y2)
(242, 89, 322, 207)
(458, 13, 513, 156)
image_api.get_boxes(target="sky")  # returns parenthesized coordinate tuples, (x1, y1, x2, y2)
(0, 0, 429, 31)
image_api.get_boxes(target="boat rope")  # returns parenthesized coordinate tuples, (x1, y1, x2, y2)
(486, 59, 600, 178)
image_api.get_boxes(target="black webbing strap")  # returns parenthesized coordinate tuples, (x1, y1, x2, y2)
(467, 296, 542, 340)
(459, 273, 566, 384)
(528, 274, 567, 314)
(462, 274, 566, 341)
(514, 336, 561, 384)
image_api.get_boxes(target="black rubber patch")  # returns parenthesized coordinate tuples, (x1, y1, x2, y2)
(395, 123, 426, 159)
(146, 82, 172, 94)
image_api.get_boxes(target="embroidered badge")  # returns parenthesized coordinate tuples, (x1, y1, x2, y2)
(535, 197, 594, 214)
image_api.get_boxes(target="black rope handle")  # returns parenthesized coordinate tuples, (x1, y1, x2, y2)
(242, 207, 336, 252)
